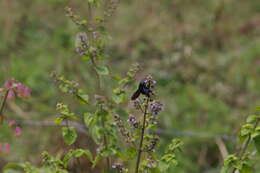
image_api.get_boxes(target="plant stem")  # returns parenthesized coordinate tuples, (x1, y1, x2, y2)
(101, 112, 110, 167)
(86, 2, 110, 168)
(231, 118, 260, 173)
(0, 89, 9, 124)
(65, 119, 84, 173)
(90, 57, 110, 168)
(135, 97, 150, 173)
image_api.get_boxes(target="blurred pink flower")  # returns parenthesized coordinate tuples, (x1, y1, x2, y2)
(7, 89, 16, 99)
(16, 83, 31, 98)
(1, 79, 31, 99)
(15, 126, 22, 137)
(4, 80, 14, 89)
(0, 143, 11, 153)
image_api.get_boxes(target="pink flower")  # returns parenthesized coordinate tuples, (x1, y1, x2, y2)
(8, 120, 16, 127)
(15, 126, 22, 137)
(4, 80, 14, 89)
(1, 79, 31, 99)
(7, 89, 16, 99)
(16, 83, 31, 98)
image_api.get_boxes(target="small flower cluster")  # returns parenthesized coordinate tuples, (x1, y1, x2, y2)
(0, 143, 10, 153)
(113, 114, 133, 143)
(51, 72, 79, 94)
(75, 32, 90, 56)
(143, 76, 156, 89)
(0, 79, 31, 99)
(75, 31, 102, 58)
(127, 114, 139, 129)
(112, 163, 128, 173)
(150, 101, 163, 115)
(9, 120, 22, 137)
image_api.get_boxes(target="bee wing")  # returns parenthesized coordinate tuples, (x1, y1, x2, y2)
(131, 90, 141, 100)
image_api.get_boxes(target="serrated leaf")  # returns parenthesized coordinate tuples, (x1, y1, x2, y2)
(95, 66, 109, 75)
(62, 127, 77, 145)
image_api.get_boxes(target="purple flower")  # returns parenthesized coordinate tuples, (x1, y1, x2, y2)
(150, 102, 163, 115)
(127, 114, 139, 128)
(76, 47, 85, 56)
(77, 32, 88, 41)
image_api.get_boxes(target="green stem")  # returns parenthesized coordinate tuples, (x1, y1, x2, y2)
(135, 97, 149, 173)
(64, 119, 84, 173)
(90, 57, 110, 168)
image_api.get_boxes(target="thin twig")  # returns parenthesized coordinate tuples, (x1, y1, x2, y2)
(135, 97, 149, 173)
(0, 89, 9, 124)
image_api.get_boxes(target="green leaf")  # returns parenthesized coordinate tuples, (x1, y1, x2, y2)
(112, 88, 126, 104)
(83, 112, 95, 129)
(62, 127, 77, 145)
(95, 66, 109, 75)
(240, 164, 253, 173)
(96, 26, 106, 33)
(82, 54, 91, 61)
(79, 20, 88, 25)
(3, 163, 25, 170)
(240, 124, 254, 137)
(77, 91, 89, 104)
(90, 126, 102, 144)
(54, 117, 64, 125)
(158, 161, 170, 172)
(246, 115, 257, 123)
(253, 135, 260, 154)
(63, 149, 93, 167)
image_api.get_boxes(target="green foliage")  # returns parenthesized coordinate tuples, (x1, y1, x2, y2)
(63, 149, 93, 168)
(158, 139, 183, 172)
(62, 127, 77, 145)
(0, 0, 260, 172)
(222, 107, 260, 173)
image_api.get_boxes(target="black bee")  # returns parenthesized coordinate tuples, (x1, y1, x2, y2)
(131, 81, 153, 100)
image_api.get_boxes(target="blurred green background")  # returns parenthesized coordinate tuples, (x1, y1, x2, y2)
(0, 0, 260, 172)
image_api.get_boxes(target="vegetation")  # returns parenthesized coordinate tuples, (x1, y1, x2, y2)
(0, 0, 260, 172)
